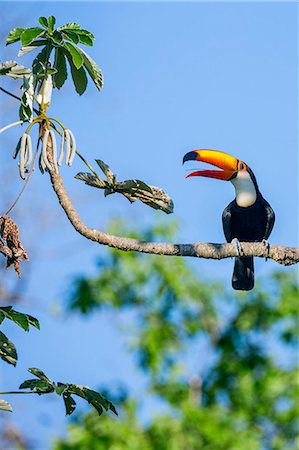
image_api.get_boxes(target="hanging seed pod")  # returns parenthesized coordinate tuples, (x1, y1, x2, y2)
(18, 133, 28, 179)
(41, 130, 52, 172)
(12, 137, 22, 159)
(58, 129, 66, 166)
(49, 130, 59, 173)
(67, 129, 77, 166)
(64, 129, 71, 166)
(39, 153, 46, 174)
(24, 134, 32, 168)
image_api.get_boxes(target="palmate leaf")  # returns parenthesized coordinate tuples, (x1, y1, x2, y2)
(6, 17, 101, 94)
(76, 160, 174, 214)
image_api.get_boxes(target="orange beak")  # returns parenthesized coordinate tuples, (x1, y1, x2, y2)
(183, 149, 238, 181)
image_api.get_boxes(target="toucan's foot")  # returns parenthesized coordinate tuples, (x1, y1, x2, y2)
(262, 239, 270, 261)
(232, 238, 244, 257)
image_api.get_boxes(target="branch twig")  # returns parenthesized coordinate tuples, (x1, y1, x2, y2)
(39, 123, 299, 266)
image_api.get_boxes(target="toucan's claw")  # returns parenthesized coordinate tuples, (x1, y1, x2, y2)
(262, 239, 270, 261)
(232, 238, 244, 257)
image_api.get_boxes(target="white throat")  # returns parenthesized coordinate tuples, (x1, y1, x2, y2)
(230, 171, 257, 207)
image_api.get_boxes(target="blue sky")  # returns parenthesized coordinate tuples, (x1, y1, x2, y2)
(0, 2, 298, 447)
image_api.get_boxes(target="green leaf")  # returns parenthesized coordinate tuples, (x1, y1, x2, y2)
(4, 310, 29, 331)
(27, 314, 40, 330)
(77, 47, 104, 91)
(50, 30, 63, 45)
(28, 368, 51, 381)
(32, 46, 50, 76)
(21, 28, 46, 46)
(0, 307, 40, 331)
(75, 172, 105, 188)
(75, 29, 95, 40)
(63, 42, 84, 69)
(0, 399, 13, 412)
(62, 30, 79, 44)
(53, 47, 68, 89)
(63, 393, 76, 416)
(64, 50, 87, 94)
(96, 160, 115, 183)
(6, 28, 25, 45)
(19, 379, 54, 393)
(18, 40, 48, 57)
(55, 382, 68, 396)
(38, 17, 48, 28)
(57, 22, 81, 31)
(48, 16, 56, 32)
(78, 34, 93, 47)
(0, 331, 17, 366)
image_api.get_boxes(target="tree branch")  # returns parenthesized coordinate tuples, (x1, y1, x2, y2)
(47, 170, 298, 266)
(41, 123, 299, 266)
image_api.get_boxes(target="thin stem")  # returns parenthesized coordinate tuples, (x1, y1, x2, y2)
(4, 138, 40, 216)
(75, 150, 104, 181)
(0, 391, 37, 395)
(0, 86, 39, 114)
(0, 120, 24, 134)
(48, 117, 65, 130)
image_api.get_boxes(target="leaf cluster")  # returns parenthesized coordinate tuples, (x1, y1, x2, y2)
(3, 16, 103, 121)
(18, 368, 117, 417)
(76, 160, 174, 214)
(0, 306, 39, 367)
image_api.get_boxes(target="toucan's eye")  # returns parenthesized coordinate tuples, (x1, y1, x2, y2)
(238, 161, 246, 171)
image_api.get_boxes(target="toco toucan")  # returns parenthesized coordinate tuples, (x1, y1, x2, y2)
(183, 149, 275, 291)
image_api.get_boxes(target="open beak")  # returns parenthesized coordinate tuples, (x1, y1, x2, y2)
(183, 149, 238, 181)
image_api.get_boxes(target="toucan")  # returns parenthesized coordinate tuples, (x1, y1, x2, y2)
(183, 149, 275, 290)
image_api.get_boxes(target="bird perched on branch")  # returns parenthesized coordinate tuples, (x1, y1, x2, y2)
(183, 149, 275, 290)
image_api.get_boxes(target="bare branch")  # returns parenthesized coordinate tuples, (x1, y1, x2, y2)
(39, 123, 299, 266)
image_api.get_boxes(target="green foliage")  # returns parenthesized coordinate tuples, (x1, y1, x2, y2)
(5, 16, 103, 98)
(18, 368, 117, 417)
(55, 220, 298, 450)
(0, 306, 39, 366)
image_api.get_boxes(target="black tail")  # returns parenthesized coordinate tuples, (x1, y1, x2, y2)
(232, 257, 254, 291)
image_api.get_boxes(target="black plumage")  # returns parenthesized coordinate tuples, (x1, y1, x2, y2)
(222, 169, 275, 290)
